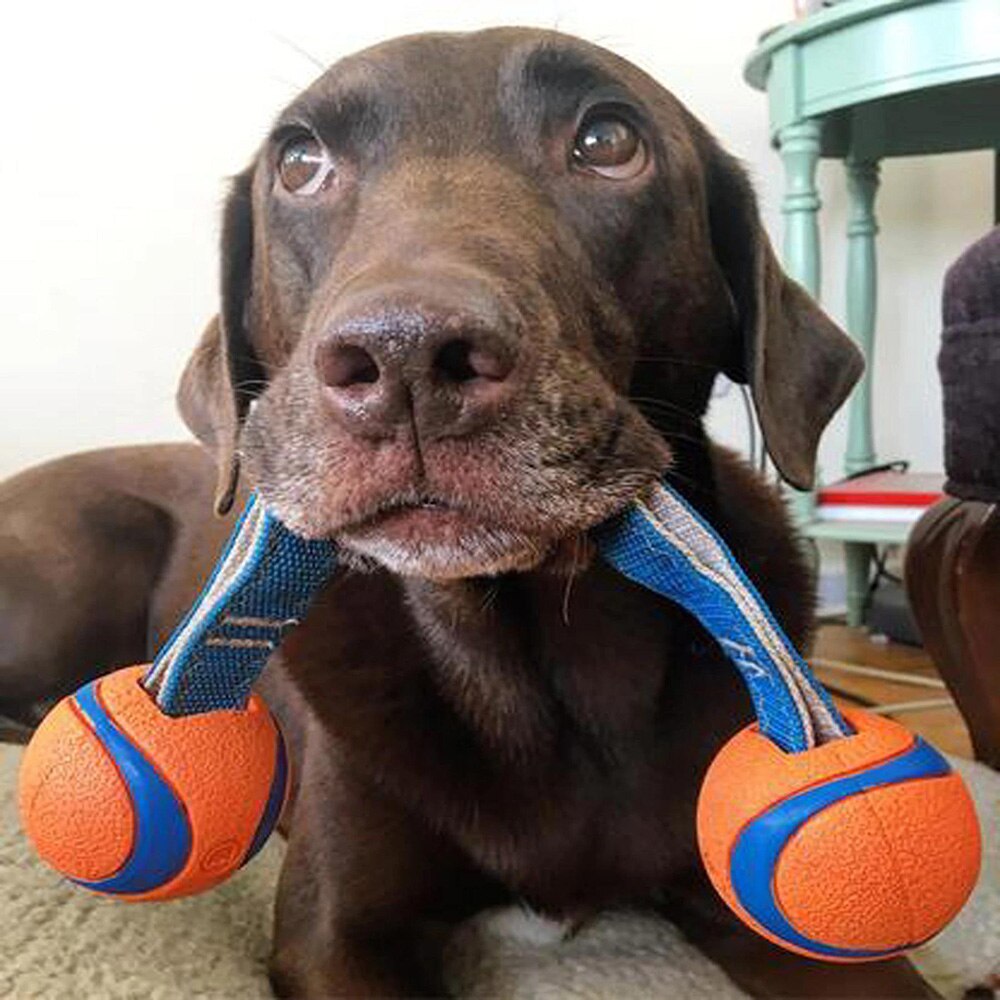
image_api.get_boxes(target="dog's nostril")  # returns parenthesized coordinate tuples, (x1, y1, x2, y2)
(316, 343, 380, 389)
(434, 339, 512, 384)
(435, 340, 477, 382)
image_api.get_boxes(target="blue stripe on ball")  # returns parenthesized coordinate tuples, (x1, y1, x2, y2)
(70, 680, 192, 895)
(241, 729, 288, 866)
(730, 737, 952, 958)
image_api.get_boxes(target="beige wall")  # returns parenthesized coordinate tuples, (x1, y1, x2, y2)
(0, 0, 992, 480)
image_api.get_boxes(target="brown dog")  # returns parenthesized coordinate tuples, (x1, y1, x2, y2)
(1, 28, 940, 999)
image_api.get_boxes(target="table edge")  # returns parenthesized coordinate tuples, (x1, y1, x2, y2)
(744, 0, 945, 90)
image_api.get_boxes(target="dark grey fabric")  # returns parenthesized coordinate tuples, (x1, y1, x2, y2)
(939, 226, 1000, 503)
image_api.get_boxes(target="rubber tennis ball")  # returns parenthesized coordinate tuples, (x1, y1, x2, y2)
(18, 664, 287, 901)
(697, 707, 980, 961)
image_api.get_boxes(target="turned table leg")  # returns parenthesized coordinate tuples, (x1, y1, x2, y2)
(778, 120, 822, 299)
(778, 120, 822, 525)
(844, 156, 880, 476)
(844, 542, 876, 629)
(842, 157, 882, 627)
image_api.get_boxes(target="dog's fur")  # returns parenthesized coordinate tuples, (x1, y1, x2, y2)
(1, 28, 940, 998)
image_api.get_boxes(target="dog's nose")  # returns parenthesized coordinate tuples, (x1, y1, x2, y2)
(314, 307, 520, 439)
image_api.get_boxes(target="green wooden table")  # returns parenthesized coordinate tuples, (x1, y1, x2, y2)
(744, 0, 1000, 626)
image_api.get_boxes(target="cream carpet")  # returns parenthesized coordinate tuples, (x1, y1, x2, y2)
(1, 742, 996, 999)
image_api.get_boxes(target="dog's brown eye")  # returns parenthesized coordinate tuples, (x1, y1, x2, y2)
(572, 115, 646, 179)
(277, 134, 336, 195)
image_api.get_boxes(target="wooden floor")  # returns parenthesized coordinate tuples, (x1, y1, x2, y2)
(812, 624, 972, 758)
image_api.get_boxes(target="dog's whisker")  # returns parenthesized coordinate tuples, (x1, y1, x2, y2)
(631, 355, 723, 370)
(479, 583, 501, 614)
(661, 467, 714, 497)
(664, 436, 711, 452)
(254, 358, 285, 374)
(269, 31, 328, 71)
(560, 534, 586, 625)
(628, 396, 702, 423)
(625, 412, 710, 451)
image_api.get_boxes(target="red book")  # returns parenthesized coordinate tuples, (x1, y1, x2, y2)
(816, 471, 945, 523)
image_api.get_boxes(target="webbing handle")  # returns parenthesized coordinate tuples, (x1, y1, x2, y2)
(143, 495, 339, 715)
(595, 481, 849, 752)
(140, 481, 848, 750)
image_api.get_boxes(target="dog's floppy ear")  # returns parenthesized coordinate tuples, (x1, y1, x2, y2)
(702, 140, 863, 490)
(177, 166, 262, 514)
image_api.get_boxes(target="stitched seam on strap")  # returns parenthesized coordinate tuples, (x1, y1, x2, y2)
(635, 498, 816, 748)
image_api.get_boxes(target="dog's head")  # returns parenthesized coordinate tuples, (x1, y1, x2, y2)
(178, 28, 861, 579)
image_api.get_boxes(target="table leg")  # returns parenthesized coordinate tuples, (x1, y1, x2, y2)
(778, 120, 822, 297)
(845, 541, 875, 628)
(844, 157, 880, 476)
(778, 120, 822, 524)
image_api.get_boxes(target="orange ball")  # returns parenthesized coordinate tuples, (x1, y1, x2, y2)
(697, 708, 981, 961)
(18, 665, 288, 901)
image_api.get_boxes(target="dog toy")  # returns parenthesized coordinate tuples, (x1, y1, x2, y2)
(18, 482, 981, 958)
(18, 497, 336, 900)
(595, 483, 981, 961)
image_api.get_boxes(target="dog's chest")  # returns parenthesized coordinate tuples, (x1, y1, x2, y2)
(402, 571, 750, 909)
(282, 565, 753, 911)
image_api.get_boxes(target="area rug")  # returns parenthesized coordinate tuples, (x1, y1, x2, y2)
(1, 743, 996, 999)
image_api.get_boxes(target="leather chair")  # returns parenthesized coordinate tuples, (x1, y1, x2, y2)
(906, 226, 1000, 770)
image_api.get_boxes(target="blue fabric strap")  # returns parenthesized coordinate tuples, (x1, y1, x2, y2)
(595, 481, 849, 752)
(142, 480, 848, 752)
(142, 494, 338, 716)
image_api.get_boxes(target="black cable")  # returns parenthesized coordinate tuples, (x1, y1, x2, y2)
(867, 545, 903, 605)
(837, 460, 911, 602)
(844, 459, 909, 481)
